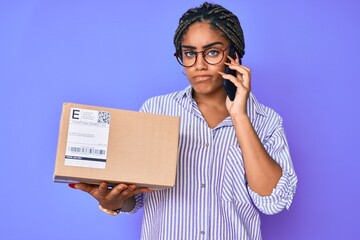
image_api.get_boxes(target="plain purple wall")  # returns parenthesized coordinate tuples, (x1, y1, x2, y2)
(1, 0, 359, 239)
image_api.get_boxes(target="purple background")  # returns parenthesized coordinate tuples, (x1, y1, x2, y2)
(1, 0, 359, 239)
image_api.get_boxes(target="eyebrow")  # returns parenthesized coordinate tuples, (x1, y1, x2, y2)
(181, 41, 225, 50)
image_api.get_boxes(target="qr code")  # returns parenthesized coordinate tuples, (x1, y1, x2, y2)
(98, 111, 111, 124)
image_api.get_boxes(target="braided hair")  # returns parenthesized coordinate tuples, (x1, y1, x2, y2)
(174, 2, 245, 59)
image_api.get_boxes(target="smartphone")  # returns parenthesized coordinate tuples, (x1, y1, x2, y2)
(223, 46, 239, 101)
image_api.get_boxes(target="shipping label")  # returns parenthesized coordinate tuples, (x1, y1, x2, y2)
(64, 107, 110, 169)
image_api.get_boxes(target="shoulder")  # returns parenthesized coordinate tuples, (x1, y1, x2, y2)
(248, 93, 284, 133)
(139, 87, 189, 114)
(144, 91, 183, 105)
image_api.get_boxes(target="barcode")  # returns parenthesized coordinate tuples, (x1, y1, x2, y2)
(68, 147, 106, 156)
(98, 111, 110, 124)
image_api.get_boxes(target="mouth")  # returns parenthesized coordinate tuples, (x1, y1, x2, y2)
(194, 75, 213, 82)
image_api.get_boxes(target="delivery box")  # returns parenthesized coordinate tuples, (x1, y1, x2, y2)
(53, 102, 180, 189)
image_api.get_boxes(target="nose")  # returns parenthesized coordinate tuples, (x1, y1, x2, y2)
(194, 54, 207, 70)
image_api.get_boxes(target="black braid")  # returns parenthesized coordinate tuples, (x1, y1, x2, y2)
(174, 2, 245, 58)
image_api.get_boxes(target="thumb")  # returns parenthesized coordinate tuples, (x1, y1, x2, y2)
(97, 182, 109, 197)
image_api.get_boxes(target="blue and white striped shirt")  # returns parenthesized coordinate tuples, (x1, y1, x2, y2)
(132, 86, 297, 240)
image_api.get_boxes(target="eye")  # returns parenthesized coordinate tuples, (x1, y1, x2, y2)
(205, 48, 220, 57)
(183, 50, 196, 58)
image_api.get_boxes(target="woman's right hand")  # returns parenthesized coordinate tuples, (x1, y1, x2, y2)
(69, 182, 152, 211)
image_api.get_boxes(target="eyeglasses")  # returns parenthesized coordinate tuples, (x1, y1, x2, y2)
(174, 46, 229, 67)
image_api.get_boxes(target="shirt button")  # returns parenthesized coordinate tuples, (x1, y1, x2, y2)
(201, 184, 205, 188)
(200, 231, 205, 235)
(204, 143, 209, 147)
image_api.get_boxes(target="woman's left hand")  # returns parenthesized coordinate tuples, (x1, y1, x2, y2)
(219, 54, 251, 116)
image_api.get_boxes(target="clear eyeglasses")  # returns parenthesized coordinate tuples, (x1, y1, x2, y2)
(174, 46, 229, 67)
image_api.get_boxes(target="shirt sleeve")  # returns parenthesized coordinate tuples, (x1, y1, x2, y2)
(139, 98, 150, 113)
(119, 193, 143, 214)
(248, 117, 298, 215)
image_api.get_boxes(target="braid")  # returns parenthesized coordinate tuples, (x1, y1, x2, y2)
(174, 2, 245, 58)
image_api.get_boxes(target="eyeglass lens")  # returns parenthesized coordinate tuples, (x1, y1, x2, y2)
(177, 48, 225, 67)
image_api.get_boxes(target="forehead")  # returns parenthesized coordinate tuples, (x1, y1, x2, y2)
(181, 21, 229, 48)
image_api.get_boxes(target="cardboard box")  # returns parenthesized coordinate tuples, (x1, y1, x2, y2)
(54, 102, 180, 189)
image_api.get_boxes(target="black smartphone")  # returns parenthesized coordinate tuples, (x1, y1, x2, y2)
(223, 46, 239, 101)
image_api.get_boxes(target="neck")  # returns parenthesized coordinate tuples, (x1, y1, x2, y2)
(193, 88, 227, 106)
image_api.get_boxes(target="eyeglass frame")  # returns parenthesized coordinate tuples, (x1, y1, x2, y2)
(174, 46, 230, 67)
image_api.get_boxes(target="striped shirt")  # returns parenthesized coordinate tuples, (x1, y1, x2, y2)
(130, 86, 297, 240)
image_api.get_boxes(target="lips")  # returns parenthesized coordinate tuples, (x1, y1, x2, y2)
(194, 75, 212, 81)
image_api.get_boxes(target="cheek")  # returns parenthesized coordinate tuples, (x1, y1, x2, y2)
(214, 63, 227, 75)
(184, 68, 191, 77)
(212, 66, 226, 83)
(219, 64, 226, 72)
(215, 56, 228, 72)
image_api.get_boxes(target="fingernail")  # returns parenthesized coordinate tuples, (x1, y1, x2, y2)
(68, 183, 76, 189)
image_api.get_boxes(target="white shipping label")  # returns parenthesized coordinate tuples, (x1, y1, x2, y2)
(64, 108, 111, 169)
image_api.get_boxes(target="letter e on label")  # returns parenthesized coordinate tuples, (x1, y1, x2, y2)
(72, 109, 80, 120)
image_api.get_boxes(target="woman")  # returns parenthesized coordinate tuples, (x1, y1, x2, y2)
(70, 2, 297, 239)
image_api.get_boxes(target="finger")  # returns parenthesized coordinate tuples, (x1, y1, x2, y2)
(224, 62, 250, 75)
(111, 184, 134, 197)
(241, 65, 251, 73)
(218, 71, 243, 88)
(224, 63, 251, 87)
(108, 183, 128, 198)
(218, 71, 237, 82)
(225, 59, 251, 79)
(97, 182, 109, 197)
(73, 183, 98, 194)
(121, 184, 137, 196)
(132, 187, 154, 195)
(224, 64, 244, 83)
(235, 52, 240, 64)
(118, 185, 152, 199)
(227, 55, 236, 64)
(219, 69, 243, 84)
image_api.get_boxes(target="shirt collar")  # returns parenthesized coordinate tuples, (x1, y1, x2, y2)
(247, 92, 268, 118)
(174, 86, 193, 111)
(175, 85, 268, 126)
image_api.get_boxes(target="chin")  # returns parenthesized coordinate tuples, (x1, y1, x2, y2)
(193, 85, 222, 96)
(192, 84, 210, 93)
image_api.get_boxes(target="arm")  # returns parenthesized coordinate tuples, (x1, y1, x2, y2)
(120, 193, 144, 214)
(220, 55, 297, 214)
(231, 113, 282, 196)
(247, 123, 297, 214)
(121, 196, 136, 212)
(220, 55, 281, 196)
